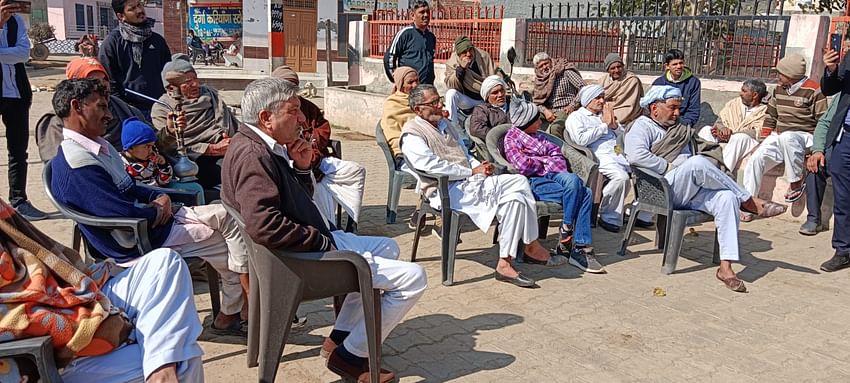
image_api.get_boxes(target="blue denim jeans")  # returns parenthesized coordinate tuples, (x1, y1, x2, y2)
(528, 172, 593, 246)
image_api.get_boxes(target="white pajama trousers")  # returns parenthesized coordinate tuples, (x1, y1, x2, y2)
(665, 156, 752, 261)
(597, 161, 631, 226)
(62, 249, 204, 382)
(314, 157, 367, 224)
(697, 126, 759, 172)
(331, 231, 427, 358)
(742, 130, 812, 196)
(445, 89, 484, 126)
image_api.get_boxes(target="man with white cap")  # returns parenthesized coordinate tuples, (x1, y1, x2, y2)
(564, 84, 652, 232)
(696, 80, 769, 174)
(469, 74, 512, 141)
(401, 84, 567, 288)
(741, 54, 827, 219)
(625, 85, 787, 292)
(502, 98, 602, 273)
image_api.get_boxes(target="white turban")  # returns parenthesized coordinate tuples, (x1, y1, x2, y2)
(480, 75, 508, 101)
(639, 85, 683, 109)
(577, 84, 604, 107)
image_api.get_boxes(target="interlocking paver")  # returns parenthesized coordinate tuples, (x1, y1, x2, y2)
(5, 85, 850, 382)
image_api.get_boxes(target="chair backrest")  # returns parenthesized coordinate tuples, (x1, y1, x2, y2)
(375, 121, 400, 172)
(561, 128, 599, 162)
(630, 165, 675, 215)
(400, 152, 450, 211)
(484, 124, 518, 174)
(327, 139, 342, 160)
(463, 119, 493, 162)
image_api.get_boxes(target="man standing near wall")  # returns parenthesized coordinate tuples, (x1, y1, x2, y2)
(0, 1, 47, 220)
(100, 0, 172, 120)
(652, 49, 702, 127)
(383, 0, 436, 85)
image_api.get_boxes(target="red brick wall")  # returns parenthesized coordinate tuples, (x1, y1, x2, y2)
(162, 0, 188, 55)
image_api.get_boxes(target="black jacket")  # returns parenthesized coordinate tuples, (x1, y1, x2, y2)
(98, 28, 171, 112)
(383, 25, 436, 85)
(821, 55, 850, 151)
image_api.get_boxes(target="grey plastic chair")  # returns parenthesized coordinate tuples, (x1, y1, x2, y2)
(618, 166, 720, 274)
(221, 203, 382, 383)
(42, 161, 221, 318)
(327, 139, 356, 232)
(560, 131, 604, 227)
(483, 124, 564, 240)
(375, 121, 416, 224)
(464, 118, 493, 163)
(0, 336, 62, 382)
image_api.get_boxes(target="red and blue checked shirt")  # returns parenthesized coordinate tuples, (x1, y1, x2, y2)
(503, 127, 569, 176)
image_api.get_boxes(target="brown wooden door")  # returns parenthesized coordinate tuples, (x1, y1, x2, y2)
(283, 9, 317, 72)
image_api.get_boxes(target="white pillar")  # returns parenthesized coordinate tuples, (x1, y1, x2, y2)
(348, 19, 369, 86)
(785, 14, 830, 83)
(242, 0, 270, 73)
(499, 18, 526, 73)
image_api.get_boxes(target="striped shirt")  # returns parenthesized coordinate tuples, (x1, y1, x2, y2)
(763, 78, 828, 134)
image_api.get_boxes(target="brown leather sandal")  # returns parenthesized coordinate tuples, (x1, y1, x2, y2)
(716, 270, 747, 293)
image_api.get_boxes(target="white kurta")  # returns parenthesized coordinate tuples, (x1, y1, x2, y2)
(624, 117, 752, 261)
(696, 126, 759, 172)
(61, 249, 204, 382)
(742, 130, 813, 196)
(401, 119, 539, 259)
(313, 156, 367, 223)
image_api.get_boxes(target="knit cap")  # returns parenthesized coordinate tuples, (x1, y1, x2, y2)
(65, 57, 108, 80)
(121, 117, 157, 151)
(774, 53, 807, 80)
(271, 65, 300, 85)
(603, 53, 623, 71)
(509, 98, 540, 130)
(454, 35, 474, 55)
(161, 56, 196, 87)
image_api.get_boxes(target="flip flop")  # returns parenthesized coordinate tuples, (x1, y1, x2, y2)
(209, 319, 248, 337)
(758, 201, 787, 218)
(716, 270, 747, 293)
(740, 212, 755, 222)
(784, 185, 805, 203)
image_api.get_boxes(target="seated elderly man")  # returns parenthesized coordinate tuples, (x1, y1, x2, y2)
(625, 85, 787, 292)
(382, 66, 420, 164)
(401, 84, 566, 288)
(598, 53, 644, 128)
(37, 57, 147, 162)
(272, 65, 366, 228)
(222, 78, 426, 383)
(565, 84, 652, 232)
(49, 79, 249, 336)
(0, 197, 204, 382)
(503, 99, 601, 273)
(696, 80, 769, 173)
(444, 35, 503, 125)
(532, 52, 585, 136)
(469, 75, 512, 141)
(742, 54, 827, 209)
(151, 54, 239, 189)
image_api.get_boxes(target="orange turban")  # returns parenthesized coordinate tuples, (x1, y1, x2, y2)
(65, 57, 108, 80)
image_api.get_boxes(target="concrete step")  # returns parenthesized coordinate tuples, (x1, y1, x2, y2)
(195, 66, 331, 90)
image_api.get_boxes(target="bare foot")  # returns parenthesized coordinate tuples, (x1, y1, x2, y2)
(213, 312, 240, 330)
(147, 363, 178, 383)
(495, 258, 519, 278)
(523, 240, 551, 262)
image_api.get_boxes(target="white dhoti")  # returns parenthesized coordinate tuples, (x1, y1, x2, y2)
(697, 126, 759, 172)
(665, 156, 752, 261)
(164, 204, 249, 316)
(61, 249, 204, 383)
(445, 89, 484, 126)
(434, 174, 538, 259)
(742, 130, 812, 196)
(314, 156, 367, 224)
(330, 231, 427, 358)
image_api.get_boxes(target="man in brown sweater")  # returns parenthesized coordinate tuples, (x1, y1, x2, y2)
(221, 78, 425, 383)
(742, 53, 828, 205)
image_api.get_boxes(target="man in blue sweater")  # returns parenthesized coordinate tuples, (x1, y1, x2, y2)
(49, 79, 250, 336)
(383, 0, 436, 85)
(99, 0, 171, 119)
(652, 49, 702, 127)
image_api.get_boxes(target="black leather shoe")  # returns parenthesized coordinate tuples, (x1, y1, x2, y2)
(598, 220, 621, 233)
(494, 272, 536, 288)
(635, 219, 654, 229)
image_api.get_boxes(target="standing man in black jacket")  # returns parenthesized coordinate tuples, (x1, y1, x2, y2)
(818, 48, 850, 272)
(99, 0, 171, 120)
(383, 0, 435, 85)
(0, 1, 47, 220)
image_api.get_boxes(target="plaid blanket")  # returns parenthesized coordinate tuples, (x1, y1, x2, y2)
(0, 198, 131, 366)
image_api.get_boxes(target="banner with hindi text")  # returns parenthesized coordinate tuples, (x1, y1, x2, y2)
(187, 4, 242, 39)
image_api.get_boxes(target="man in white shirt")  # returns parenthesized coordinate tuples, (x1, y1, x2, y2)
(400, 84, 567, 288)
(564, 84, 652, 232)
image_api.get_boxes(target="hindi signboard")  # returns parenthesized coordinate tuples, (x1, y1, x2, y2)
(187, 3, 242, 39)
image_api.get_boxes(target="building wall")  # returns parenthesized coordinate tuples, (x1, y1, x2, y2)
(47, 0, 163, 41)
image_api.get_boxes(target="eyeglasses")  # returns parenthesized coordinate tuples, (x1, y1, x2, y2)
(417, 97, 443, 108)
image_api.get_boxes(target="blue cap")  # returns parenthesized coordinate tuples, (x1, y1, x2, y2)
(121, 117, 158, 151)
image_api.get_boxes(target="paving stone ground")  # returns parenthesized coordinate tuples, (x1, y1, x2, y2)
(5, 80, 850, 382)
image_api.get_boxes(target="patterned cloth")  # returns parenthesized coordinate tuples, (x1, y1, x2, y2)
(121, 152, 173, 186)
(503, 127, 569, 176)
(543, 69, 585, 111)
(0, 198, 131, 366)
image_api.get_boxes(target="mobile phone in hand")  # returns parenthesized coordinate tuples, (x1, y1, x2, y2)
(10, 0, 31, 14)
(831, 33, 843, 60)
